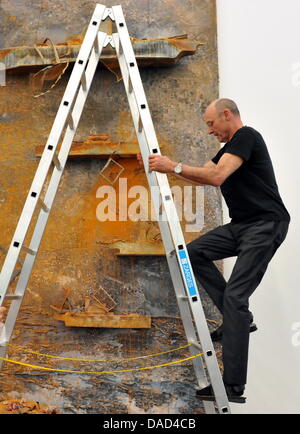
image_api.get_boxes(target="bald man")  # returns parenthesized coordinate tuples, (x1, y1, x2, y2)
(143, 98, 290, 403)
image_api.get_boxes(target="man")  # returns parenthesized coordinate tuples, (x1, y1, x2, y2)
(141, 98, 290, 403)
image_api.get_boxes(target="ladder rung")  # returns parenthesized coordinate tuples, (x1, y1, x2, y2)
(52, 153, 62, 171)
(37, 198, 49, 213)
(9, 270, 20, 284)
(81, 72, 87, 90)
(21, 246, 36, 256)
(0, 246, 24, 266)
(166, 249, 175, 257)
(94, 37, 99, 54)
(138, 115, 143, 133)
(128, 76, 132, 93)
(5, 294, 22, 300)
(117, 39, 123, 56)
(177, 295, 189, 301)
(189, 340, 202, 351)
(67, 113, 75, 130)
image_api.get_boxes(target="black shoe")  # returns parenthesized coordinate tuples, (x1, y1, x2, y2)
(196, 383, 246, 404)
(210, 322, 258, 342)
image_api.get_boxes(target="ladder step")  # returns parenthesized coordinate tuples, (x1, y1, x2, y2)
(81, 72, 87, 90)
(177, 295, 189, 301)
(189, 340, 213, 358)
(128, 76, 132, 93)
(5, 294, 22, 300)
(37, 198, 49, 213)
(21, 246, 36, 256)
(9, 270, 20, 285)
(166, 249, 175, 257)
(94, 37, 99, 54)
(0, 246, 24, 266)
(189, 340, 202, 351)
(138, 115, 143, 133)
(67, 112, 75, 130)
(52, 153, 62, 171)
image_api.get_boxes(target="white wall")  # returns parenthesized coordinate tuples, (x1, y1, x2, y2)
(216, 0, 300, 414)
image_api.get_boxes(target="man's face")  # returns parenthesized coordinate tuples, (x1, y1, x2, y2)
(204, 106, 231, 143)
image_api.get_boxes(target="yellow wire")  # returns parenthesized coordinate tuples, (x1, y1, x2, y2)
(7, 343, 193, 363)
(0, 352, 204, 375)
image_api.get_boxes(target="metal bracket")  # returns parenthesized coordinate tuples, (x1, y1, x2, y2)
(189, 339, 202, 351)
(102, 8, 115, 22)
(103, 35, 115, 48)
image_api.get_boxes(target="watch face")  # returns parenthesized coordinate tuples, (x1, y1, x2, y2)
(175, 164, 182, 174)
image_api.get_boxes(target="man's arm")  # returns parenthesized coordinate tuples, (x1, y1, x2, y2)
(174, 160, 216, 185)
(148, 153, 244, 186)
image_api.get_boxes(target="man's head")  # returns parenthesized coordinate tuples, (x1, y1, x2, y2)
(204, 98, 242, 143)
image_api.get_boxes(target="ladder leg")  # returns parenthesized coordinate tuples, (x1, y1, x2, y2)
(111, 5, 230, 414)
(0, 4, 107, 304)
(0, 5, 109, 367)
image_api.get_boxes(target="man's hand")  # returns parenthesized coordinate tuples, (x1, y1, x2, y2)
(137, 153, 177, 173)
(148, 154, 176, 173)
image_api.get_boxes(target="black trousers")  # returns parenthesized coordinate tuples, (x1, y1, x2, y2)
(187, 219, 289, 386)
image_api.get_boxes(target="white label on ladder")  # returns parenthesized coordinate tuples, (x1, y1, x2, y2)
(178, 250, 197, 297)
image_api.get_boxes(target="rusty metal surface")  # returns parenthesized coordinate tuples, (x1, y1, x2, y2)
(0, 0, 221, 414)
(0, 399, 58, 414)
(0, 35, 203, 71)
(35, 134, 140, 159)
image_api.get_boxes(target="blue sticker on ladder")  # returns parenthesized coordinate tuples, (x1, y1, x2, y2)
(178, 250, 197, 297)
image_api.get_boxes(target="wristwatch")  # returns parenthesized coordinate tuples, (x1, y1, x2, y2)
(174, 162, 183, 174)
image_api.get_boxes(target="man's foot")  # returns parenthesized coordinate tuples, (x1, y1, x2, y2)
(210, 321, 258, 342)
(196, 383, 246, 404)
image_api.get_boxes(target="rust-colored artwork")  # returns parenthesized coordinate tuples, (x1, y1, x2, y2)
(36, 134, 201, 255)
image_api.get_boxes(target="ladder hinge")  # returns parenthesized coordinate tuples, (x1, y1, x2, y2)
(103, 35, 115, 48)
(189, 340, 202, 351)
(102, 8, 115, 22)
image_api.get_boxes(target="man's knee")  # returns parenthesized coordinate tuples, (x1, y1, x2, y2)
(223, 292, 250, 318)
(187, 240, 207, 265)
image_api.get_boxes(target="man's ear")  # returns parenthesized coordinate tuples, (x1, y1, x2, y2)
(223, 109, 231, 121)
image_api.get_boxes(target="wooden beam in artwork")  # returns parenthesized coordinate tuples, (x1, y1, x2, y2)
(54, 312, 151, 328)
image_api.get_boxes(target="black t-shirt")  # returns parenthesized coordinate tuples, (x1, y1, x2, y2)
(211, 126, 290, 223)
